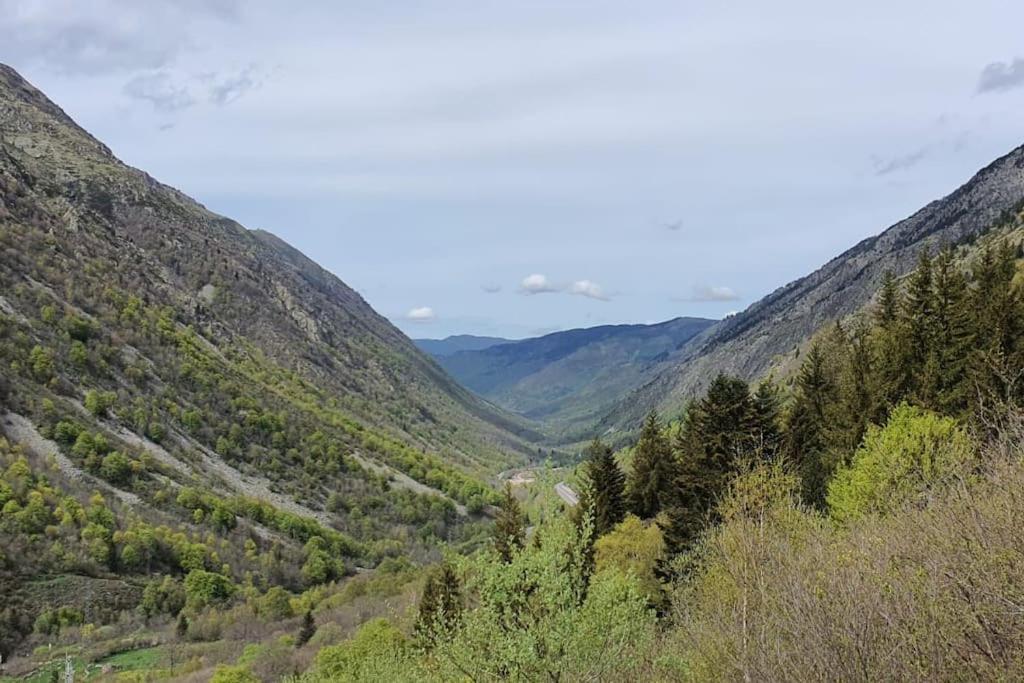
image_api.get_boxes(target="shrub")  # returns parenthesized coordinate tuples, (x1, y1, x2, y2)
(826, 404, 974, 523)
(184, 570, 236, 610)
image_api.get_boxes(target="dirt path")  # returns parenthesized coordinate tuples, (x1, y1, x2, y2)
(555, 482, 579, 507)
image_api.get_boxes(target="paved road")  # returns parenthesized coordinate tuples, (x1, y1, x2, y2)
(555, 482, 579, 507)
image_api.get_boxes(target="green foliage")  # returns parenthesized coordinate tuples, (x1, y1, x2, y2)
(311, 618, 410, 681)
(183, 569, 236, 610)
(492, 484, 525, 563)
(594, 514, 666, 606)
(414, 562, 462, 649)
(827, 404, 974, 523)
(83, 389, 116, 417)
(140, 575, 186, 618)
(577, 438, 626, 537)
(626, 412, 678, 520)
(210, 664, 260, 683)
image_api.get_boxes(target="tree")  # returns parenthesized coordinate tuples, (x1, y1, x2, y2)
(578, 438, 626, 537)
(785, 342, 839, 507)
(296, 609, 316, 647)
(175, 612, 189, 639)
(751, 377, 782, 458)
(827, 404, 975, 523)
(493, 484, 525, 563)
(594, 514, 666, 607)
(415, 562, 462, 649)
(626, 412, 678, 520)
(931, 246, 973, 414)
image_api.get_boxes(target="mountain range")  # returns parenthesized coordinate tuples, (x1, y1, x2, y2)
(418, 318, 716, 440)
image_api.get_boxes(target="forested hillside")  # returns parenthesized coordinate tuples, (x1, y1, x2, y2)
(600, 145, 1024, 436)
(284, 213, 1024, 682)
(0, 63, 535, 674)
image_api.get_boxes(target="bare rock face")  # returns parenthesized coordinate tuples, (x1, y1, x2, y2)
(602, 144, 1024, 433)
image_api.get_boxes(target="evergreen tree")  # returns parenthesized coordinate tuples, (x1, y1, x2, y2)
(578, 438, 626, 537)
(493, 484, 525, 563)
(875, 269, 900, 328)
(175, 612, 189, 640)
(903, 249, 937, 406)
(626, 412, 678, 520)
(931, 246, 973, 414)
(296, 609, 316, 647)
(835, 321, 878, 454)
(751, 377, 782, 458)
(785, 342, 838, 507)
(415, 562, 462, 649)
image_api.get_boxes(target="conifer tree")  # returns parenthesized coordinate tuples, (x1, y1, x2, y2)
(931, 245, 973, 414)
(903, 249, 937, 405)
(751, 377, 782, 458)
(175, 612, 189, 640)
(296, 609, 316, 647)
(493, 484, 525, 563)
(785, 342, 838, 507)
(578, 438, 626, 537)
(415, 562, 462, 649)
(626, 412, 678, 520)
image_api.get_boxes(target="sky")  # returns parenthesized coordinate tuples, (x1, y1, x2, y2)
(4, 1, 1024, 339)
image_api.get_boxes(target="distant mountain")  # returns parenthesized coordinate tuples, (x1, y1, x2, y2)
(415, 335, 513, 357)
(599, 143, 1024, 438)
(429, 318, 716, 439)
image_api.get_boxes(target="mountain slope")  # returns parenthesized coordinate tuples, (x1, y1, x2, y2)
(414, 335, 513, 357)
(429, 318, 715, 439)
(0, 60, 548, 590)
(601, 144, 1024, 435)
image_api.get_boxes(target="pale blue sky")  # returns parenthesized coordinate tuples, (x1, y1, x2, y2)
(4, 0, 1024, 338)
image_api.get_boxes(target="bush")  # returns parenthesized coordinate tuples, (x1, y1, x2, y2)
(826, 404, 974, 523)
(184, 570, 236, 610)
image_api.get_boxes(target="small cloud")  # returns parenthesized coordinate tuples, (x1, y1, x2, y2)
(519, 273, 561, 295)
(977, 57, 1024, 94)
(123, 71, 195, 112)
(663, 219, 684, 232)
(871, 147, 929, 176)
(406, 306, 436, 322)
(569, 279, 610, 301)
(206, 65, 261, 106)
(481, 283, 502, 294)
(674, 285, 740, 302)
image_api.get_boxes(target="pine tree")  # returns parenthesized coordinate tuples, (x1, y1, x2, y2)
(579, 438, 626, 537)
(751, 377, 782, 458)
(493, 484, 525, 563)
(296, 609, 316, 647)
(175, 612, 189, 640)
(835, 321, 878, 454)
(903, 249, 937, 405)
(931, 246, 973, 414)
(875, 269, 900, 328)
(626, 412, 678, 520)
(415, 562, 462, 648)
(785, 342, 838, 507)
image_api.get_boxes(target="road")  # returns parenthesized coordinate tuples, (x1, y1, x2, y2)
(555, 482, 579, 507)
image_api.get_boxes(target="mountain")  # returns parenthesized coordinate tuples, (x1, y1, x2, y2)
(0, 61, 539, 579)
(599, 143, 1024, 436)
(428, 318, 716, 439)
(414, 335, 513, 357)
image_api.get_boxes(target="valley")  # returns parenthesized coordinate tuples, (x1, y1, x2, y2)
(2, 49, 1024, 682)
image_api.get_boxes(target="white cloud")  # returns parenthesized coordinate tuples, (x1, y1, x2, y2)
(674, 285, 740, 302)
(519, 273, 561, 295)
(406, 306, 436, 322)
(569, 279, 610, 301)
